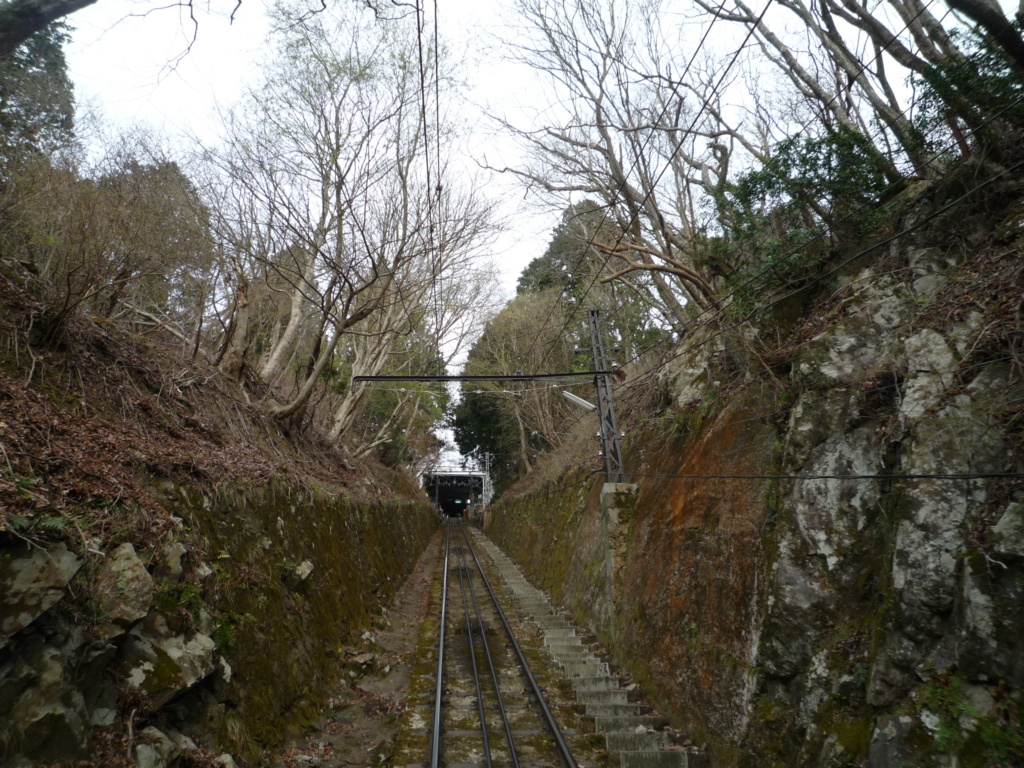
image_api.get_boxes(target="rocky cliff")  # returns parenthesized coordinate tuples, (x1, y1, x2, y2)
(486, 171, 1024, 766)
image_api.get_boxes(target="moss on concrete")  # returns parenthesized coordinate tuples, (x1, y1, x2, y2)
(165, 480, 435, 763)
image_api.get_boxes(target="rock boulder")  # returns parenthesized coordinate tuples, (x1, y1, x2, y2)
(0, 543, 82, 648)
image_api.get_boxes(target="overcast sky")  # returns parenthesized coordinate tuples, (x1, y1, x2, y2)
(64, 0, 559, 297)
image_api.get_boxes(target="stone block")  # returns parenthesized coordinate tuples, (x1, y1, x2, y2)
(94, 543, 154, 627)
(0, 543, 82, 647)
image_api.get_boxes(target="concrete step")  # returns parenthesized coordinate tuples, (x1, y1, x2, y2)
(550, 653, 595, 665)
(619, 749, 689, 768)
(594, 715, 669, 733)
(575, 689, 629, 705)
(585, 704, 646, 717)
(542, 628, 576, 639)
(476, 532, 694, 768)
(519, 602, 556, 613)
(572, 676, 620, 692)
(546, 646, 592, 658)
(534, 621, 572, 630)
(543, 636, 583, 647)
(605, 731, 670, 752)
(559, 660, 609, 677)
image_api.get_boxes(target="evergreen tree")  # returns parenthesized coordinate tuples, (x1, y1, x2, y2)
(0, 22, 75, 170)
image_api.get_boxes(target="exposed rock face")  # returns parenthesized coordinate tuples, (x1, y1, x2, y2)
(119, 614, 217, 707)
(0, 543, 82, 648)
(488, 245, 1024, 767)
(93, 542, 154, 628)
(4, 644, 89, 763)
(155, 541, 189, 583)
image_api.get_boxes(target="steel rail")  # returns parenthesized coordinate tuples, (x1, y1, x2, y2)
(458, 524, 580, 768)
(453, 541, 493, 768)
(429, 523, 451, 768)
(455, 527, 521, 768)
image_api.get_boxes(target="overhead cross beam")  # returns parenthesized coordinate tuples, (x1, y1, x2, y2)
(352, 371, 611, 383)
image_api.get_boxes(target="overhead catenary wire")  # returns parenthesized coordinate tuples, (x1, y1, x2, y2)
(352, 371, 614, 383)
(621, 472, 1024, 481)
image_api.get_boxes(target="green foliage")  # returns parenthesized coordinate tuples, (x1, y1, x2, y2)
(921, 675, 1024, 762)
(716, 126, 891, 313)
(154, 579, 205, 618)
(517, 200, 604, 296)
(451, 388, 522, 492)
(518, 200, 669, 359)
(1, 148, 216, 341)
(729, 127, 891, 218)
(3, 509, 69, 535)
(450, 289, 576, 492)
(913, 24, 1024, 156)
(355, 327, 450, 467)
(7, 515, 31, 531)
(0, 22, 74, 171)
(213, 615, 237, 651)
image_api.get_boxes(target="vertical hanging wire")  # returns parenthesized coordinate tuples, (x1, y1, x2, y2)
(432, 0, 444, 377)
(415, 0, 443, 376)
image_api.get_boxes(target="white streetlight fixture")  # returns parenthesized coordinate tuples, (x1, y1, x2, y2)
(561, 390, 597, 411)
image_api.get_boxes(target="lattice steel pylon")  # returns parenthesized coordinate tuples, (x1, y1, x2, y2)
(587, 309, 625, 483)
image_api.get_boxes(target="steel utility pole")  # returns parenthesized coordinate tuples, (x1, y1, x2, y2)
(482, 452, 493, 508)
(588, 309, 624, 483)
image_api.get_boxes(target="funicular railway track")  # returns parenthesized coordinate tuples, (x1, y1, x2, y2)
(428, 520, 579, 768)
(393, 521, 700, 768)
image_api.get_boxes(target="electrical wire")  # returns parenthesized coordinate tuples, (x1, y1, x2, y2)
(513, 0, 743, 365)
(622, 471, 1024, 481)
(529, 0, 955, 369)
(621, 156, 1024, 392)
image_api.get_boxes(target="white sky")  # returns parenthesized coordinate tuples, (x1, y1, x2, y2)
(65, 0, 559, 297)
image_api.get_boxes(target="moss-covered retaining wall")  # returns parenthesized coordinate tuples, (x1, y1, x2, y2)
(168, 482, 437, 760)
(0, 479, 436, 767)
(487, 388, 777, 764)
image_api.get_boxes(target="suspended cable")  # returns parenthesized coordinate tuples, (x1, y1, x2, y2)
(528, 0, 778, 371)
(513, 0, 740, 364)
(622, 471, 1024, 481)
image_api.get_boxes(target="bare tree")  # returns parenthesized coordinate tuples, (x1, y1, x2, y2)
(491, 0, 754, 323)
(207, 2, 499, 447)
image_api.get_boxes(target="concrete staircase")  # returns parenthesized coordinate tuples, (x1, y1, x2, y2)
(472, 532, 700, 768)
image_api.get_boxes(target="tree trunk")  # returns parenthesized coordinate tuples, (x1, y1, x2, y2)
(512, 404, 533, 474)
(219, 277, 251, 383)
(258, 248, 317, 384)
(945, 0, 1024, 73)
(0, 0, 97, 56)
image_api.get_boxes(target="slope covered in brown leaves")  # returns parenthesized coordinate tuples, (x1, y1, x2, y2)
(0, 258, 419, 549)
